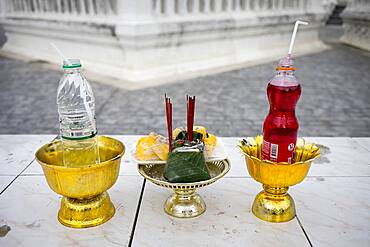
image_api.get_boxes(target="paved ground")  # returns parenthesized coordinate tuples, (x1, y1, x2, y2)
(0, 44, 369, 137)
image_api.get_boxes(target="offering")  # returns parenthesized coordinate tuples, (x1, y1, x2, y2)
(165, 142, 211, 183)
(35, 47, 125, 228)
(239, 135, 320, 162)
(173, 126, 218, 156)
(239, 135, 320, 223)
(262, 20, 307, 164)
(136, 133, 169, 161)
(238, 21, 322, 223)
(135, 95, 230, 218)
(163, 95, 211, 183)
(36, 136, 125, 228)
(135, 127, 219, 163)
(134, 96, 222, 165)
(238, 20, 323, 223)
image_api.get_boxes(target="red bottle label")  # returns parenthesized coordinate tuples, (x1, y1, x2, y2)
(262, 139, 295, 163)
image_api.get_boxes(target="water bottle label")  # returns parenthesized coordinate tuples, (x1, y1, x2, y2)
(61, 130, 97, 140)
(262, 140, 295, 163)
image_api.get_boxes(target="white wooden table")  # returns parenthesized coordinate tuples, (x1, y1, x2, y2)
(0, 135, 369, 247)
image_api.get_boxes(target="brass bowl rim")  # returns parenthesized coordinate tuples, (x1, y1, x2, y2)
(241, 151, 320, 166)
(35, 136, 125, 171)
(138, 159, 231, 188)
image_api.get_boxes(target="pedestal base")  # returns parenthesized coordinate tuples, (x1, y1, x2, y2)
(58, 192, 115, 228)
(252, 186, 295, 223)
(164, 190, 206, 218)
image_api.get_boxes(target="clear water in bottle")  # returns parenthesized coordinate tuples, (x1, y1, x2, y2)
(57, 59, 100, 167)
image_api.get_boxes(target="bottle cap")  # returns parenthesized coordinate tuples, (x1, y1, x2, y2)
(63, 59, 81, 69)
(276, 55, 296, 71)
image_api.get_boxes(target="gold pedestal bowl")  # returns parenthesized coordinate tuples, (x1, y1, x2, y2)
(240, 137, 320, 223)
(35, 136, 125, 228)
(138, 159, 230, 218)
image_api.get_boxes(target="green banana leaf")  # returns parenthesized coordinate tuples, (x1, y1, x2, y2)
(164, 150, 211, 183)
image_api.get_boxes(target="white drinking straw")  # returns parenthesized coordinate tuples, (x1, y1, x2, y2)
(50, 42, 67, 62)
(288, 20, 308, 56)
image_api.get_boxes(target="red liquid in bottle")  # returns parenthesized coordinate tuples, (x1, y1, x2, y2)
(262, 58, 301, 163)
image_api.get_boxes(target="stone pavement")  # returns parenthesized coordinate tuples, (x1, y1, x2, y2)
(0, 44, 369, 137)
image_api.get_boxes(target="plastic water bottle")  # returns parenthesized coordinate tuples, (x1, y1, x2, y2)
(57, 59, 100, 167)
(262, 56, 301, 163)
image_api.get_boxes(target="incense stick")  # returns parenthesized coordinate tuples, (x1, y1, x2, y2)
(187, 96, 195, 142)
(165, 95, 173, 152)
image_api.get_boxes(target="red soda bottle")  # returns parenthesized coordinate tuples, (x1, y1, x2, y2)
(262, 55, 301, 163)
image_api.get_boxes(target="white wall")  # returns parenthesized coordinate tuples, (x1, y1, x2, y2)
(0, 0, 332, 83)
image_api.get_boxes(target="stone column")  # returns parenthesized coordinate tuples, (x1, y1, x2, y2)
(193, 0, 200, 13)
(116, 0, 154, 21)
(214, 0, 223, 13)
(203, 0, 211, 13)
(0, 1, 6, 18)
(178, 0, 188, 14)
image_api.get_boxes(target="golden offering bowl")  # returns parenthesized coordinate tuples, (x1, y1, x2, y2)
(239, 137, 320, 223)
(35, 136, 125, 228)
(138, 159, 230, 218)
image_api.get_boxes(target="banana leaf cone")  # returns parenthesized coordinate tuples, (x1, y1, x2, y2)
(164, 145, 211, 183)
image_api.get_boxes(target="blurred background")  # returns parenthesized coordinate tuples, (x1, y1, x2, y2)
(0, 0, 369, 137)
